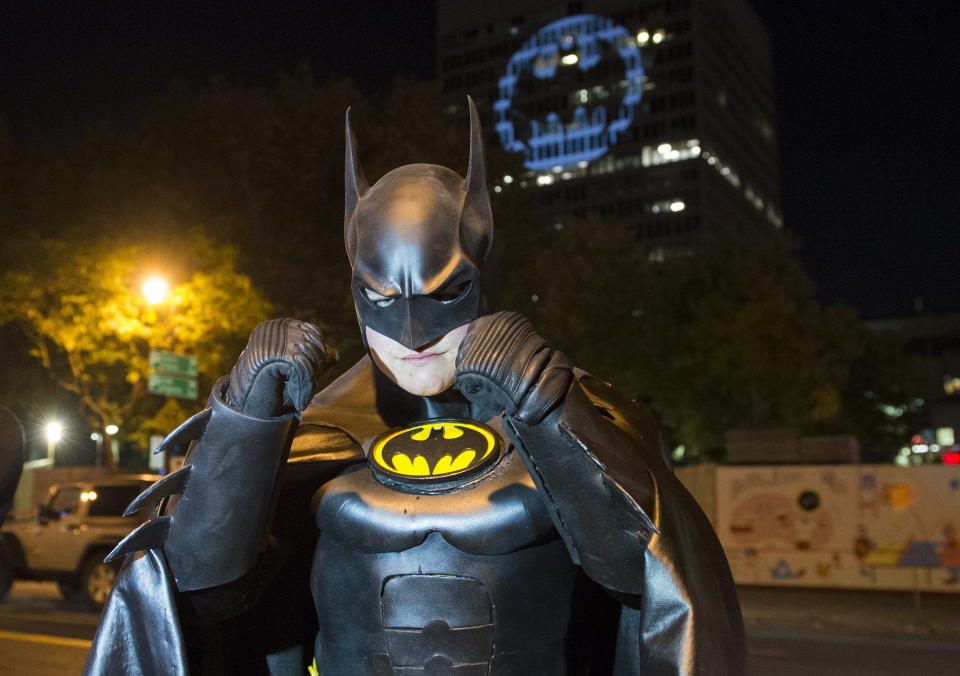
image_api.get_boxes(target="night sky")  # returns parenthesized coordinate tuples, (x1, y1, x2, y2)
(2, 1, 957, 318)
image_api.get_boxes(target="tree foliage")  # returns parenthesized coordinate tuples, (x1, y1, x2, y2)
(498, 223, 915, 461)
(626, 237, 861, 457)
(0, 231, 270, 454)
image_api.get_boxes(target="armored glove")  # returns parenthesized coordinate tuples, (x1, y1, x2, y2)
(455, 312, 573, 425)
(226, 318, 329, 418)
(108, 318, 331, 591)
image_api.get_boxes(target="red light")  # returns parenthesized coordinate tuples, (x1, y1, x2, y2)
(944, 451, 960, 465)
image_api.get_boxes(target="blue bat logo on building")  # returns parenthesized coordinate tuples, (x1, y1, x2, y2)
(495, 15, 644, 171)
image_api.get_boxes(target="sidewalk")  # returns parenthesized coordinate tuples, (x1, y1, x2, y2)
(738, 585, 960, 641)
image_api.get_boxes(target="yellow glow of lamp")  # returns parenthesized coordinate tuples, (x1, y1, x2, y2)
(142, 276, 169, 305)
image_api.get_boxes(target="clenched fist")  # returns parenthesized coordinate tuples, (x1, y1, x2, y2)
(455, 312, 573, 425)
(225, 318, 330, 418)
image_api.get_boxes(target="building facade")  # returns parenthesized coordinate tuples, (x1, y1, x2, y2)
(438, 0, 782, 257)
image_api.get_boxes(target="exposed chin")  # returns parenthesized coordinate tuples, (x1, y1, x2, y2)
(401, 374, 453, 397)
(402, 376, 453, 397)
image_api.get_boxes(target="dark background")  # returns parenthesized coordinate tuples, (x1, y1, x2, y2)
(2, 0, 957, 317)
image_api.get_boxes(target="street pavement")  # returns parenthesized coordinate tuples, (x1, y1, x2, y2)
(740, 584, 960, 639)
(741, 585, 960, 675)
(1, 581, 959, 674)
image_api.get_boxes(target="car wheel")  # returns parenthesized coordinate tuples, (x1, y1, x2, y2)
(80, 555, 120, 610)
(0, 560, 12, 601)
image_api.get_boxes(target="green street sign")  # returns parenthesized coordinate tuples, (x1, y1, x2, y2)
(148, 373, 199, 400)
(149, 350, 198, 377)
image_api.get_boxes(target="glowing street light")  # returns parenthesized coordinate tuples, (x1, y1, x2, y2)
(105, 424, 119, 436)
(45, 421, 62, 443)
(142, 276, 169, 305)
(45, 420, 63, 460)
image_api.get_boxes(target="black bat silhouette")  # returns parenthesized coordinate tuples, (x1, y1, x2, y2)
(378, 422, 493, 477)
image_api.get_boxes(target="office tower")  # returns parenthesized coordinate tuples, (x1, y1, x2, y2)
(438, 0, 782, 257)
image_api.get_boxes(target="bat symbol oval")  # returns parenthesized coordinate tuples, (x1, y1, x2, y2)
(370, 419, 503, 486)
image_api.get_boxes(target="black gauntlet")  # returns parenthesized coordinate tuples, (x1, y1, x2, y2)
(226, 318, 330, 418)
(455, 312, 656, 594)
(455, 312, 573, 424)
(108, 318, 329, 592)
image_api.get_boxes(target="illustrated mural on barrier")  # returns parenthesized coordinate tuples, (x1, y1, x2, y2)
(716, 465, 960, 591)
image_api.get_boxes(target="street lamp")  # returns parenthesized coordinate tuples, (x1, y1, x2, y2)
(45, 420, 62, 460)
(142, 276, 169, 305)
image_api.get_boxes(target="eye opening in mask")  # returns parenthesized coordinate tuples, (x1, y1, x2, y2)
(431, 280, 472, 304)
(362, 287, 397, 308)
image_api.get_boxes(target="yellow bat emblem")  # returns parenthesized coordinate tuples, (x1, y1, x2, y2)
(371, 419, 500, 482)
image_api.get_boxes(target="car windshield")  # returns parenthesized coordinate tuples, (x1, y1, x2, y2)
(86, 484, 148, 517)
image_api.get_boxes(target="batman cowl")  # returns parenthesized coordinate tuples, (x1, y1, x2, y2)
(345, 97, 495, 351)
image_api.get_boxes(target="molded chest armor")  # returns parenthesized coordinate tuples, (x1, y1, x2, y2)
(312, 419, 577, 676)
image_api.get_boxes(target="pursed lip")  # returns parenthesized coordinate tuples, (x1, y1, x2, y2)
(401, 351, 443, 364)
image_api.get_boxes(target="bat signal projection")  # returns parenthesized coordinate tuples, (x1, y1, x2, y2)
(495, 14, 644, 171)
(370, 420, 502, 485)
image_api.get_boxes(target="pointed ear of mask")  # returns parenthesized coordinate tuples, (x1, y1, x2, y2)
(344, 107, 370, 266)
(462, 96, 494, 262)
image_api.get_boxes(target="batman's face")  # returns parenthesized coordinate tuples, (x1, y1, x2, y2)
(343, 97, 494, 365)
(365, 321, 468, 397)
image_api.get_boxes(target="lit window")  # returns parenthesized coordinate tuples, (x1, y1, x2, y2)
(561, 54, 579, 66)
(494, 185, 502, 193)
(536, 175, 554, 186)
(670, 201, 686, 212)
(652, 30, 665, 44)
(636, 30, 650, 46)
(503, 175, 513, 184)
(944, 377, 960, 396)
(657, 143, 672, 154)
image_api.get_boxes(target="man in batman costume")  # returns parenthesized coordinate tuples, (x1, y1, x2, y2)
(84, 98, 745, 676)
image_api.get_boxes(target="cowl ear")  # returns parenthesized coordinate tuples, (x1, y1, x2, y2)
(344, 107, 370, 266)
(461, 95, 494, 261)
